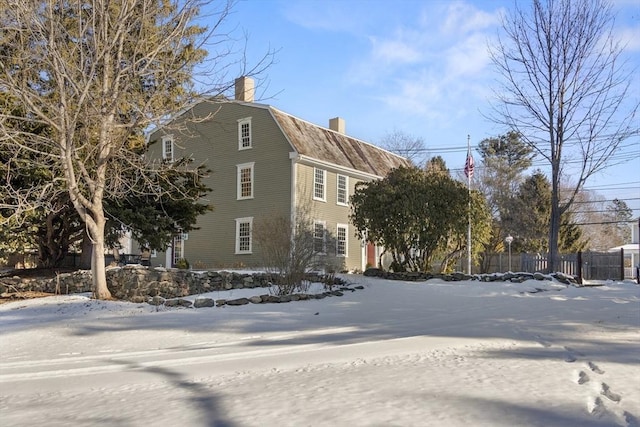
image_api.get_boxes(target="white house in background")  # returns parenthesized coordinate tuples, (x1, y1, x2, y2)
(609, 218, 639, 279)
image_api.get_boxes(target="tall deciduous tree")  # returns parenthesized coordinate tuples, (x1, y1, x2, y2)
(0, 0, 271, 298)
(489, 0, 638, 271)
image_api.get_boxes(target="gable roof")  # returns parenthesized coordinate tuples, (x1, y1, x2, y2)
(269, 107, 411, 177)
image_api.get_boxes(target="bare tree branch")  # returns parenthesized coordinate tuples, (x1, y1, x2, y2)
(488, 0, 638, 270)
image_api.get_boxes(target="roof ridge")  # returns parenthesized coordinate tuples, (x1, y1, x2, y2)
(268, 106, 407, 162)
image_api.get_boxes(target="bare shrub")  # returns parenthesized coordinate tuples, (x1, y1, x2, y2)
(253, 206, 343, 295)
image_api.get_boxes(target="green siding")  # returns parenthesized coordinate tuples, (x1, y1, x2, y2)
(295, 163, 371, 272)
(148, 102, 292, 268)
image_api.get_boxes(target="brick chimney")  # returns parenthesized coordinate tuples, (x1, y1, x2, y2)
(235, 76, 254, 102)
(329, 117, 345, 134)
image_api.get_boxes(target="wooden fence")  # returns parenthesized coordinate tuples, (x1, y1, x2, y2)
(461, 249, 631, 281)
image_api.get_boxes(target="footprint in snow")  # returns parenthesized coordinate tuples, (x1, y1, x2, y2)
(623, 411, 640, 427)
(601, 383, 621, 403)
(588, 396, 605, 416)
(588, 361, 605, 375)
(577, 371, 590, 385)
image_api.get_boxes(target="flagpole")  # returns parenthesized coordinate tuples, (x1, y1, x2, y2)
(467, 134, 472, 276)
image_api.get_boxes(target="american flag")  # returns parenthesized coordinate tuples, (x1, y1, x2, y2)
(464, 149, 474, 179)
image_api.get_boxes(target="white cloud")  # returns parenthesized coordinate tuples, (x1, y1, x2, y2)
(445, 33, 493, 77)
(616, 27, 640, 52)
(351, 2, 502, 125)
(440, 1, 503, 36)
(370, 36, 423, 64)
(282, 1, 372, 35)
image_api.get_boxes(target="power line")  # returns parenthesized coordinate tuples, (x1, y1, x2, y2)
(571, 197, 640, 204)
(572, 219, 638, 226)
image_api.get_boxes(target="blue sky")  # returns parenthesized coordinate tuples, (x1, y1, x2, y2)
(212, 0, 640, 215)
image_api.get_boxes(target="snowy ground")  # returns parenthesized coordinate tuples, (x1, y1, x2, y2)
(1, 275, 639, 427)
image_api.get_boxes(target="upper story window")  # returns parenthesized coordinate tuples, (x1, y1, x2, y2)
(162, 135, 174, 162)
(237, 162, 254, 200)
(313, 168, 326, 201)
(337, 224, 348, 257)
(235, 217, 253, 254)
(337, 174, 348, 206)
(313, 221, 326, 254)
(238, 117, 252, 150)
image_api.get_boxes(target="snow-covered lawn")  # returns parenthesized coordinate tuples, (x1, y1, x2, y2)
(1, 275, 639, 427)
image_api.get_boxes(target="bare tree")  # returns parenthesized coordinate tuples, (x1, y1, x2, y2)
(0, 0, 272, 298)
(379, 129, 427, 166)
(489, 0, 638, 271)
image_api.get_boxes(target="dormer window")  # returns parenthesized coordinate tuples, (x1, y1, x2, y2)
(238, 117, 252, 150)
(162, 135, 174, 162)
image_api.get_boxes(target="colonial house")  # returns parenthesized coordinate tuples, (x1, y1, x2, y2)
(144, 77, 410, 271)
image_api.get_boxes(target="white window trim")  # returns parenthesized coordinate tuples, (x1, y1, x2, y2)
(337, 223, 348, 257)
(236, 162, 255, 200)
(162, 135, 174, 162)
(313, 168, 326, 202)
(313, 220, 327, 254)
(237, 117, 252, 150)
(173, 233, 184, 265)
(235, 217, 253, 254)
(336, 174, 349, 206)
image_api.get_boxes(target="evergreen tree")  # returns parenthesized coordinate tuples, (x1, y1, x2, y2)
(510, 171, 586, 253)
(476, 131, 533, 271)
(510, 172, 551, 253)
(350, 164, 491, 272)
(603, 199, 633, 247)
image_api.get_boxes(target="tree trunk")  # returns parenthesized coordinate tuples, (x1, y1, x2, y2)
(89, 213, 111, 299)
(548, 163, 561, 273)
(79, 230, 93, 269)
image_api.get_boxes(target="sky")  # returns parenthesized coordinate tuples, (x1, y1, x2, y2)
(205, 0, 640, 217)
(1, 274, 638, 426)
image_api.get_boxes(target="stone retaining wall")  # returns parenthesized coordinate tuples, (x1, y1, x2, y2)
(0, 266, 275, 302)
(363, 268, 579, 285)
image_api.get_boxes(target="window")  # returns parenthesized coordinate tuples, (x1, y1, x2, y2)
(235, 217, 253, 254)
(237, 162, 254, 199)
(337, 174, 348, 205)
(337, 224, 348, 257)
(162, 135, 174, 162)
(313, 168, 326, 201)
(172, 233, 183, 265)
(313, 221, 326, 254)
(238, 117, 252, 150)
